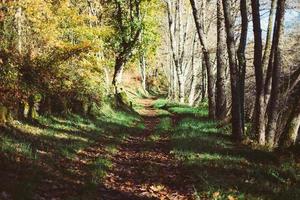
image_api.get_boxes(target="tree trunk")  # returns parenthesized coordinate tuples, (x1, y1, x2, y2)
(251, 0, 266, 145)
(177, 71, 185, 103)
(266, 0, 286, 148)
(201, 58, 207, 102)
(237, 0, 248, 132)
(165, 0, 189, 104)
(173, 62, 178, 100)
(263, 0, 277, 105)
(15, 6, 23, 54)
(112, 0, 142, 91)
(189, 36, 198, 106)
(140, 53, 147, 92)
(112, 56, 125, 90)
(216, 0, 227, 120)
(190, 0, 215, 119)
(222, 0, 243, 141)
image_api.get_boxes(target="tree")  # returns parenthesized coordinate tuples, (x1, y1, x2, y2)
(111, 0, 142, 90)
(251, 0, 266, 145)
(165, 0, 191, 103)
(237, 0, 248, 133)
(222, 0, 244, 141)
(216, 0, 227, 120)
(265, 0, 286, 147)
(189, 0, 216, 119)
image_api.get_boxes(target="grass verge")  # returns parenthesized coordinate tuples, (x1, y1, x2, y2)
(154, 99, 300, 200)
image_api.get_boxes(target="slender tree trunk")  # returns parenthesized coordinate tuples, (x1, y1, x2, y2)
(201, 58, 207, 102)
(237, 0, 248, 132)
(169, 58, 175, 100)
(177, 73, 185, 103)
(104, 67, 110, 93)
(189, 35, 198, 106)
(216, 0, 227, 120)
(168, 70, 173, 99)
(139, 26, 147, 92)
(166, 0, 189, 103)
(266, 0, 286, 148)
(263, 0, 277, 105)
(251, 0, 266, 145)
(139, 53, 147, 91)
(15, 6, 23, 54)
(190, 0, 215, 119)
(222, 0, 243, 141)
(173, 62, 178, 100)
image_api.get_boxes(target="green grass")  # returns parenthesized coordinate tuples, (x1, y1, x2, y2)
(0, 135, 37, 160)
(154, 99, 300, 200)
(155, 117, 172, 133)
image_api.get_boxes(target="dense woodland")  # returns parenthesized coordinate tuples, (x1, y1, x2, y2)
(0, 0, 300, 199)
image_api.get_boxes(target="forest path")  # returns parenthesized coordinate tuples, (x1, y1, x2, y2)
(102, 97, 194, 200)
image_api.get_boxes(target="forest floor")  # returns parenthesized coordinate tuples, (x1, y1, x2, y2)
(0, 97, 299, 200)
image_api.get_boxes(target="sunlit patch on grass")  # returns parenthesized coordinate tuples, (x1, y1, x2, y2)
(168, 106, 208, 118)
(97, 104, 143, 128)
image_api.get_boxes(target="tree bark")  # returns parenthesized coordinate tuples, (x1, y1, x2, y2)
(222, 0, 243, 141)
(201, 58, 207, 102)
(263, 0, 277, 105)
(216, 0, 227, 120)
(266, 0, 286, 148)
(251, 0, 266, 145)
(112, 56, 125, 89)
(237, 0, 248, 132)
(189, 34, 198, 106)
(166, 0, 189, 104)
(140, 53, 147, 92)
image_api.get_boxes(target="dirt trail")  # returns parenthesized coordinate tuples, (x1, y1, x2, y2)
(103, 98, 194, 200)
